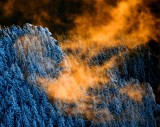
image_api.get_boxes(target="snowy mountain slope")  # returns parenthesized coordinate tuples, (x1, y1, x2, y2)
(0, 24, 159, 126)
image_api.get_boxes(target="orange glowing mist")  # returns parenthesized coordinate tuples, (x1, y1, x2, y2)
(36, 0, 159, 121)
(3, 0, 15, 16)
(14, 0, 158, 121)
(120, 83, 144, 102)
(72, 0, 159, 48)
(36, 41, 127, 121)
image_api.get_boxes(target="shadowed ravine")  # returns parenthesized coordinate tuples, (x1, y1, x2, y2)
(0, 24, 160, 126)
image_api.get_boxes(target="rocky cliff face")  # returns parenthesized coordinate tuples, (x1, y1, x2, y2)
(0, 24, 159, 126)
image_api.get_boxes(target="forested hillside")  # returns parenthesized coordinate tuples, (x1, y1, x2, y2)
(0, 24, 159, 126)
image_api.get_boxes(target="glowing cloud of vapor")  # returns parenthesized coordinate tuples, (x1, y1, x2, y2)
(72, 0, 159, 48)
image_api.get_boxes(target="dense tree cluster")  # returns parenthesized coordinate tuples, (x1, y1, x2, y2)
(0, 24, 64, 126)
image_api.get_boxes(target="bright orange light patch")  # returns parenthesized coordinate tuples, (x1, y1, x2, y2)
(120, 83, 144, 102)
